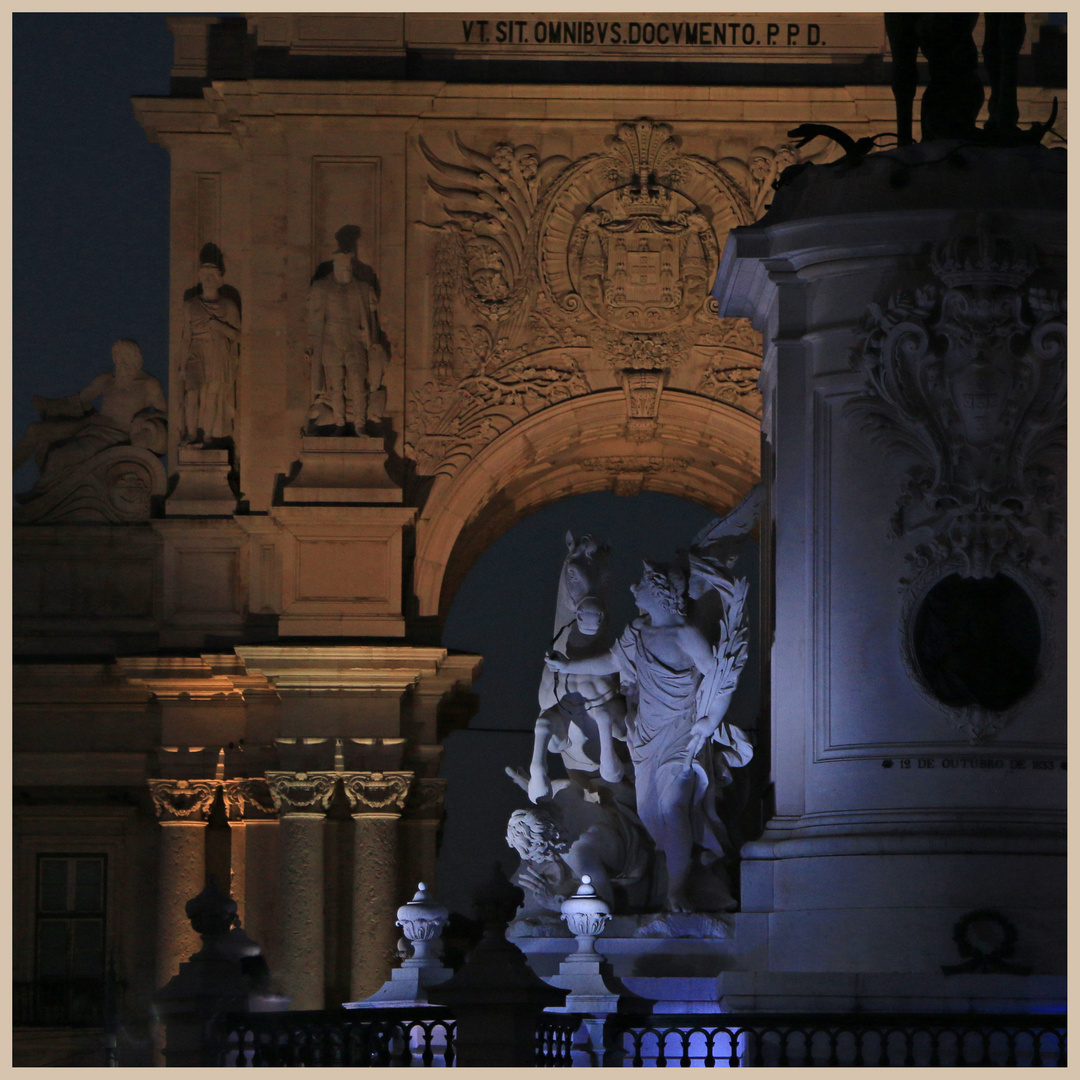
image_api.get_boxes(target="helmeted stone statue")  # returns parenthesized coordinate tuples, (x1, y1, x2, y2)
(305, 224, 388, 433)
(544, 492, 759, 913)
(180, 243, 241, 445)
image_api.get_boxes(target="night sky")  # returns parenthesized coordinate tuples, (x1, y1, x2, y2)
(12, 14, 759, 917)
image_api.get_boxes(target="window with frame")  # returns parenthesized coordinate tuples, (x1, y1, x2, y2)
(34, 855, 106, 1025)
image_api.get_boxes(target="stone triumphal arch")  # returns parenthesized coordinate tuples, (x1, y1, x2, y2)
(13, 13, 1065, 1054)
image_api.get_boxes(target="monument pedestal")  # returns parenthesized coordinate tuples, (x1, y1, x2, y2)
(282, 436, 401, 504)
(166, 447, 236, 516)
(713, 143, 1066, 1005)
(513, 916, 740, 1014)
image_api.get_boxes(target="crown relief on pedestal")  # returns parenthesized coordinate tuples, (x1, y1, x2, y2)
(849, 226, 1066, 590)
(406, 120, 811, 478)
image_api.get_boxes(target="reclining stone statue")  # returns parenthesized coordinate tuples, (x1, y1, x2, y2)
(504, 772, 654, 915)
(14, 339, 167, 523)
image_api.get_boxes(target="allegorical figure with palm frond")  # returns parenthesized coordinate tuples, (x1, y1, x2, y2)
(546, 488, 761, 913)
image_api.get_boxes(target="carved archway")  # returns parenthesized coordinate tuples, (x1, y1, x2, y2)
(414, 390, 759, 620)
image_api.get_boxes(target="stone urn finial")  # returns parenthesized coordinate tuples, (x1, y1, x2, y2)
(396, 882, 449, 966)
(184, 875, 237, 939)
(560, 874, 612, 960)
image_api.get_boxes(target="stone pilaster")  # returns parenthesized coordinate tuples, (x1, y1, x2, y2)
(400, 778, 448, 902)
(222, 778, 279, 969)
(265, 771, 336, 1010)
(148, 779, 220, 988)
(342, 771, 412, 1001)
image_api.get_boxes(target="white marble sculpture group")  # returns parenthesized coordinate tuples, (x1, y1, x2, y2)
(507, 489, 761, 917)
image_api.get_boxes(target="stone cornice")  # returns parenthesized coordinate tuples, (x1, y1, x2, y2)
(235, 645, 475, 693)
(342, 771, 413, 816)
(147, 778, 220, 822)
(124, 676, 245, 702)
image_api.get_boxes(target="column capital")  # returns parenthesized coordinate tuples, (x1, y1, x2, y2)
(265, 771, 337, 815)
(342, 771, 412, 816)
(402, 777, 448, 821)
(222, 777, 277, 821)
(148, 778, 220, 822)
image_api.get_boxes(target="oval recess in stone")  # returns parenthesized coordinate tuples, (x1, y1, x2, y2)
(912, 573, 1040, 712)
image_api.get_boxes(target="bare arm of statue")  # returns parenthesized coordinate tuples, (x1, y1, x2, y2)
(544, 647, 619, 677)
(145, 377, 168, 415)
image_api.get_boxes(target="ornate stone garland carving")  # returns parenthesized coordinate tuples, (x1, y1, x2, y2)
(402, 777, 448, 820)
(147, 778, 220, 821)
(222, 777, 277, 820)
(342, 771, 413, 815)
(409, 121, 793, 478)
(265, 771, 337, 815)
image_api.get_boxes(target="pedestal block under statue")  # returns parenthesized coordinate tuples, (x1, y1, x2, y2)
(714, 142, 1065, 1011)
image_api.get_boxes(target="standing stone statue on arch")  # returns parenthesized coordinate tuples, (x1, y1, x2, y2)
(180, 243, 241, 446)
(305, 224, 390, 435)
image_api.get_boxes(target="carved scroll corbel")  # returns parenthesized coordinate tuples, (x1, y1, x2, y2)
(620, 367, 668, 442)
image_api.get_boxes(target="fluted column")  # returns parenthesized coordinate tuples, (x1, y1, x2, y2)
(222, 778, 279, 970)
(342, 772, 412, 1001)
(400, 778, 448, 900)
(266, 771, 336, 1010)
(147, 779, 220, 989)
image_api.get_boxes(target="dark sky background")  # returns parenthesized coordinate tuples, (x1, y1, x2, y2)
(12, 14, 760, 918)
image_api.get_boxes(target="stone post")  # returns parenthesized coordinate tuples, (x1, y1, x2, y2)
(265, 771, 336, 1010)
(148, 780, 220, 988)
(222, 778, 279, 971)
(153, 877, 286, 1067)
(428, 866, 567, 1067)
(342, 771, 412, 1001)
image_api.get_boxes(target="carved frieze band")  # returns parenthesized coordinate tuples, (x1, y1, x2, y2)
(343, 771, 413, 816)
(147, 779, 220, 822)
(265, 771, 338, 815)
(222, 777, 278, 821)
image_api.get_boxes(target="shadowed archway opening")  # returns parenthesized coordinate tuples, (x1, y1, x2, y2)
(433, 488, 761, 917)
(412, 390, 761, 626)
